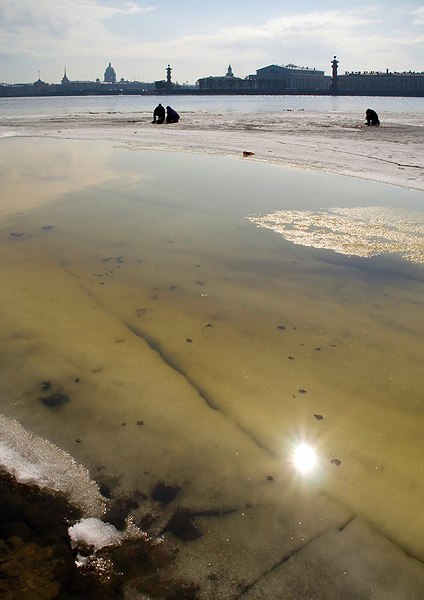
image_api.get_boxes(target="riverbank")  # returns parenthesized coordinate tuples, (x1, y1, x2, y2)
(1, 107, 423, 192)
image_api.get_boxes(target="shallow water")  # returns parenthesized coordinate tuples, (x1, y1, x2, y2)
(1, 137, 424, 597)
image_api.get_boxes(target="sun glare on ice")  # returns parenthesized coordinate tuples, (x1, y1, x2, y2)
(293, 444, 316, 472)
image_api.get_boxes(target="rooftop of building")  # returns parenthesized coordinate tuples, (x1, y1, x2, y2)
(343, 70, 424, 76)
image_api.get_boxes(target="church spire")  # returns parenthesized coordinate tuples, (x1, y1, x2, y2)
(61, 66, 70, 84)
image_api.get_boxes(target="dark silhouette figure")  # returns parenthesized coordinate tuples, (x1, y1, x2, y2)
(166, 106, 180, 123)
(152, 103, 165, 124)
(365, 109, 380, 126)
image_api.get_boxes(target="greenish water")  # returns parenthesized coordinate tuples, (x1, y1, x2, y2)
(0, 137, 424, 599)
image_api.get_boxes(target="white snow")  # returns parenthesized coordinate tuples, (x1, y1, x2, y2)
(0, 414, 105, 516)
(68, 518, 123, 551)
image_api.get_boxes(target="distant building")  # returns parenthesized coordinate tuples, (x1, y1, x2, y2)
(248, 64, 330, 92)
(197, 65, 252, 91)
(61, 68, 70, 84)
(56, 68, 153, 95)
(226, 65, 234, 78)
(33, 78, 50, 93)
(197, 63, 331, 93)
(104, 63, 117, 84)
(337, 69, 424, 95)
(155, 64, 175, 91)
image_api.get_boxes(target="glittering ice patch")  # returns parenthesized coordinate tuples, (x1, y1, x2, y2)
(247, 206, 424, 263)
(69, 518, 124, 552)
(68, 517, 151, 577)
(0, 414, 105, 516)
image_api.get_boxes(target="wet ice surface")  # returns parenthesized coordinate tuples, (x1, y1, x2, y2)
(0, 138, 424, 598)
(0, 414, 105, 516)
(1, 97, 423, 193)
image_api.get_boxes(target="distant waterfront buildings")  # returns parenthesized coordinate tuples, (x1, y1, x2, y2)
(196, 60, 424, 95)
(337, 69, 424, 95)
(0, 59, 423, 97)
(197, 63, 330, 92)
(0, 64, 155, 96)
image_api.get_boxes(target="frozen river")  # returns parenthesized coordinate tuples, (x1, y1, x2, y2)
(0, 135, 423, 598)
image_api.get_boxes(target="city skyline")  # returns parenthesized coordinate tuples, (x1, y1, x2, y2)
(1, 0, 423, 85)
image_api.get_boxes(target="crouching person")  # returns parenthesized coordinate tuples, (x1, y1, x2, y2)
(152, 103, 165, 124)
(365, 109, 380, 126)
(166, 106, 180, 123)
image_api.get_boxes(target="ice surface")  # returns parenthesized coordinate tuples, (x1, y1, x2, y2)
(242, 517, 424, 600)
(0, 103, 423, 192)
(0, 414, 105, 516)
(0, 136, 423, 597)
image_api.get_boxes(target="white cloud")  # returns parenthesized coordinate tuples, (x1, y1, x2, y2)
(125, 2, 154, 14)
(1, 2, 422, 82)
(0, 0, 155, 54)
(110, 9, 382, 67)
(114, 9, 377, 57)
(412, 6, 424, 25)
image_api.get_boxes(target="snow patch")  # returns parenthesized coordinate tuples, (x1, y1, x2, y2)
(0, 413, 105, 516)
(69, 518, 123, 551)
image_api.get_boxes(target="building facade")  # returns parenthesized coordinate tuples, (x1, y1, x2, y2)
(249, 64, 330, 92)
(336, 70, 424, 96)
(196, 65, 252, 91)
(197, 64, 331, 93)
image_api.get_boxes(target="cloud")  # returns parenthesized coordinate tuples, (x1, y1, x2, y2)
(110, 9, 381, 66)
(158, 8, 422, 74)
(1, 2, 422, 81)
(165, 10, 375, 50)
(125, 2, 155, 14)
(0, 0, 155, 54)
(412, 6, 424, 25)
(109, 9, 377, 58)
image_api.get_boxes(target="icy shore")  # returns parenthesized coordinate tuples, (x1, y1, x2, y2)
(1, 107, 423, 192)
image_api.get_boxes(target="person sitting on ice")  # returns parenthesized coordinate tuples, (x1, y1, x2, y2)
(152, 103, 165, 124)
(165, 106, 180, 123)
(365, 108, 380, 126)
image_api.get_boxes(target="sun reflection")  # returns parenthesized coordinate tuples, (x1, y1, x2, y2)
(248, 206, 424, 264)
(293, 444, 317, 473)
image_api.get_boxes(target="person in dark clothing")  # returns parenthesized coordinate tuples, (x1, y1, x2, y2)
(365, 109, 380, 126)
(152, 103, 165, 124)
(165, 106, 180, 123)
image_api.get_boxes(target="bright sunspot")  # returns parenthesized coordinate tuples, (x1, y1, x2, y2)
(293, 444, 316, 472)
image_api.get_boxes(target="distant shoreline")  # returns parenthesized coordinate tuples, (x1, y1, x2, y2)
(1, 89, 424, 98)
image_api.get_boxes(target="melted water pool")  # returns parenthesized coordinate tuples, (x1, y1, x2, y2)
(0, 137, 423, 599)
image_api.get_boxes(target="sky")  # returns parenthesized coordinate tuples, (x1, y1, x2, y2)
(0, 0, 423, 84)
